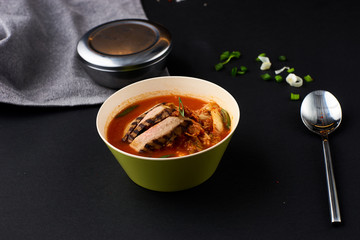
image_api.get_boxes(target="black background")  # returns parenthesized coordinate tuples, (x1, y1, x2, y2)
(1, 0, 360, 239)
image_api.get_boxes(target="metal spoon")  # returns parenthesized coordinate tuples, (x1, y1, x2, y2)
(300, 90, 342, 223)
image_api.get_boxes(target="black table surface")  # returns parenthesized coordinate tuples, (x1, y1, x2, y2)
(1, 1, 360, 239)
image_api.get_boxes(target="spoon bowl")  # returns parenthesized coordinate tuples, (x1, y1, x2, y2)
(300, 90, 342, 223)
(301, 90, 342, 136)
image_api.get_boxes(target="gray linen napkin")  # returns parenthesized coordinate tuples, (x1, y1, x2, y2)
(0, 0, 149, 106)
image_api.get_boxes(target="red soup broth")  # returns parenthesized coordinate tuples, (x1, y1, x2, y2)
(106, 95, 230, 158)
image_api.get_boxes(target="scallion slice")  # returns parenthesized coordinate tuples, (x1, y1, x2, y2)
(220, 108, 231, 129)
(220, 51, 230, 61)
(178, 97, 185, 117)
(115, 105, 138, 118)
(290, 93, 300, 101)
(278, 55, 287, 61)
(261, 73, 272, 81)
(287, 67, 295, 73)
(275, 75, 283, 82)
(256, 53, 266, 62)
(159, 154, 176, 158)
(215, 63, 224, 71)
(304, 75, 314, 82)
(231, 67, 238, 77)
(240, 65, 248, 72)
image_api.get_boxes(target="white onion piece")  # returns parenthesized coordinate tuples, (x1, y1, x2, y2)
(286, 73, 295, 84)
(275, 66, 290, 75)
(260, 62, 271, 70)
(258, 56, 270, 63)
(286, 73, 303, 87)
(258, 56, 271, 70)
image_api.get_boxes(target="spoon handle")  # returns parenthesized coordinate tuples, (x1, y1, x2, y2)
(322, 136, 341, 223)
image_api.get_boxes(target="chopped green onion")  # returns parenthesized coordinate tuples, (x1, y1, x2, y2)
(115, 105, 138, 118)
(178, 97, 185, 117)
(240, 65, 248, 72)
(222, 51, 241, 64)
(230, 51, 241, 59)
(304, 75, 314, 82)
(290, 93, 300, 101)
(256, 53, 266, 62)
(220, 51, 230, 61)
(275, 75, 283, 82)
(220, 108, 231, 129)
(215, 63, 224, 71)
(231, 66, 247, 76)
(278, 55, 287, 61)
(231, 67, 238, 77)
(215, 51, 241, 71)
(287, 67, 295, 73)
(261, 73, 272, 81)
(159, 154, 176, 158)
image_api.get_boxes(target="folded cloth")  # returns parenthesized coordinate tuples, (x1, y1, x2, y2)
(0, 0, 152, 106)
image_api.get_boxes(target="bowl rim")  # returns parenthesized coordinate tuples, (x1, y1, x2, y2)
(96, 76, 240, 161)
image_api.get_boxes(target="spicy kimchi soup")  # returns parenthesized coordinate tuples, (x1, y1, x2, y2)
(106, 95, 231, 158)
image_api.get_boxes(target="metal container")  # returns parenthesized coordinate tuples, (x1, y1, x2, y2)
(77, 19, 172, 89)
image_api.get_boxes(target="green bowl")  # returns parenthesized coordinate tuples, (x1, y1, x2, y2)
(96, 76, 240, 192)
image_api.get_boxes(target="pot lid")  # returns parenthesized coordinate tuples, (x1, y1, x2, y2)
(77, 19, 171, 71)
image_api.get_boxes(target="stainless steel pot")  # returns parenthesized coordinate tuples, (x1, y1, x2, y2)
(77, 19, 172, 89)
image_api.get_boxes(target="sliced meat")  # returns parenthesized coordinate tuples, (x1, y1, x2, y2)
(129, 116, 191, 152)
(122, 103, 164, 142)
(122, 103, 177, 142)
(126, 104, 176, 143)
